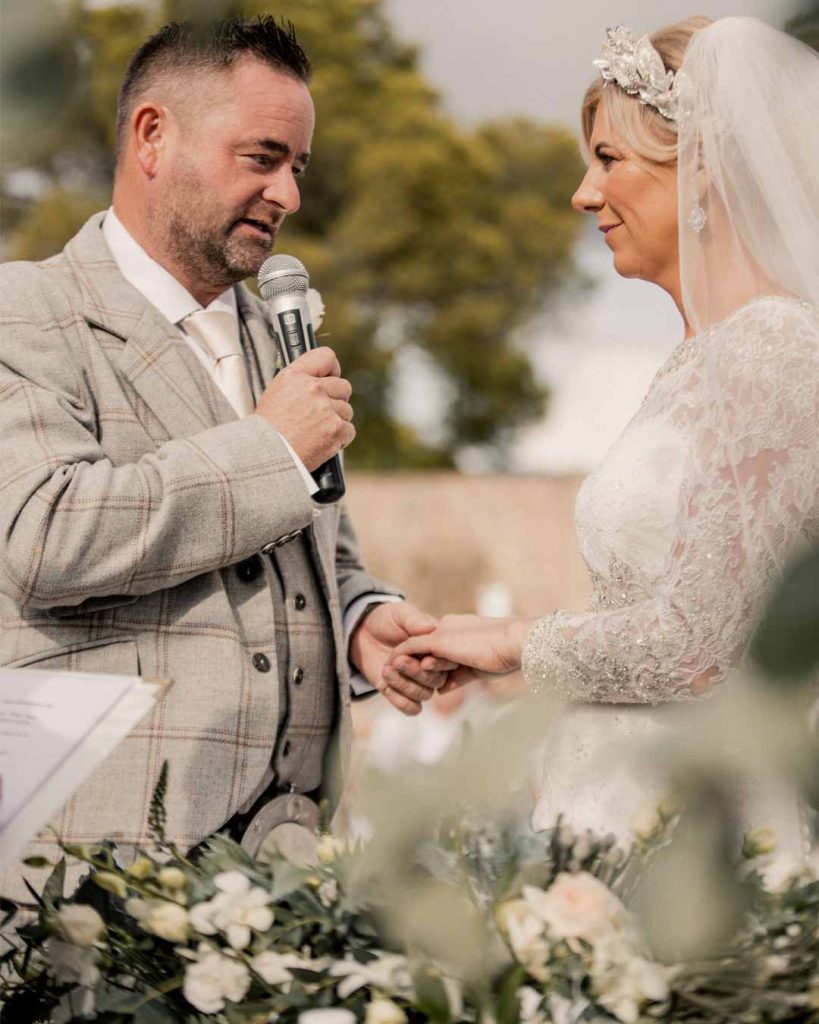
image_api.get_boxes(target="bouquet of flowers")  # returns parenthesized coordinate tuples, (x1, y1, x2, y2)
(2, 761, 819, 1024)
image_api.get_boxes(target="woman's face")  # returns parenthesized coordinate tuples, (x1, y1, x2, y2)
(572, 104, 679, 296)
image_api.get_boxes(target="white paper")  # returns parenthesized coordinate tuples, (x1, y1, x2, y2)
(0, 668, 163, 866)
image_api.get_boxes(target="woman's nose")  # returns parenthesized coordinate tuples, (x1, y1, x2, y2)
(571, 169, 604, 213)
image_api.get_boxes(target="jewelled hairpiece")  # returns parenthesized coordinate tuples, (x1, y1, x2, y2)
(593, 26, 679, 123)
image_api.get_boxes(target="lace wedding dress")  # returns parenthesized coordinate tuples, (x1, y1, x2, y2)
(524, 295, 819, 855)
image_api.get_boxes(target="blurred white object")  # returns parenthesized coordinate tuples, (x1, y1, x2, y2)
(477, 581, 513, 618)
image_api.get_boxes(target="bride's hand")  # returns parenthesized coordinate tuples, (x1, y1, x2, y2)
(380, 614, 535, 707)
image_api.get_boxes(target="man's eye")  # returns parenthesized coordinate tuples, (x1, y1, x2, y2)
(249, 155, 274, 168)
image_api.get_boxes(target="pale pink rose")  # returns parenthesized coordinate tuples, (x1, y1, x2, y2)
(523, 873, 628, 944)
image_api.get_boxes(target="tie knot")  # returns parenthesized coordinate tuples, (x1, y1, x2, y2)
(183, 309, 241, 364)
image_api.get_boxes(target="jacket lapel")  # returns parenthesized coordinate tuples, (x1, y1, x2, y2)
(236, 285, 284, 388)
(64, 213, 237, 438)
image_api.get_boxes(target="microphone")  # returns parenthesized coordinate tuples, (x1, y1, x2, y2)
(257, 254, 345, 505)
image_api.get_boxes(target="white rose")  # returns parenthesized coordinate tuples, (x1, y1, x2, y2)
(306, 288, 325, 331)
(591, 936, 671, 1024)
(366, 998, 407, 1024)
(523, 873, 628, 944)
(518, 986, 544, 1024)
(145, 900, 190, 942)
(190, 873, 274, 949)
(251, 950, 296, 986)
(189, 898, 218, 935)
(496, 900, 550, 981)
(183, 949, 250, 1015)
(214, 870, 250, 895)
(330, 954, 412, 999)
(57, 904, 105, 947)
(299, 1011, 356, 1024)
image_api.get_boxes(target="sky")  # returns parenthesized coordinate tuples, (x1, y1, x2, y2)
(386, 0, 805, 474)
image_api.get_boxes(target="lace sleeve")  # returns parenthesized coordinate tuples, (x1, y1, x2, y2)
(522, 299, 819, 703)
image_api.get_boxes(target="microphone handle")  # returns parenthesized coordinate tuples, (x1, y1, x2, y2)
(268, 300, 346, 505)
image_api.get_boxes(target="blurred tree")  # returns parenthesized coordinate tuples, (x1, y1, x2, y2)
(1, 0, 584, 468)
(786, 4, 819, 50)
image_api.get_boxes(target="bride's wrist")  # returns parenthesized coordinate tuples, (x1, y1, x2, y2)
(502, 617, 536, 671)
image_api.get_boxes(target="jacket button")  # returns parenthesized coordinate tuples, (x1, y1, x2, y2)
(236, 557, 262, 583)
(294, 593, 307, 611)
(292, 667, 304, 685)
(252, 653, 271, 673)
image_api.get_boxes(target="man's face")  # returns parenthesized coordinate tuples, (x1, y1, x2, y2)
(152, 58, 315, 294)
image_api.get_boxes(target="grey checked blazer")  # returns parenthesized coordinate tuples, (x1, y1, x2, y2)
(0, 213, 399, 901)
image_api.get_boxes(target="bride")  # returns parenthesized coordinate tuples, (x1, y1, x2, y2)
(381, 16, 819, 851)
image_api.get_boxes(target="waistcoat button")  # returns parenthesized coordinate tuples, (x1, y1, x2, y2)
(292, 667, 304, 685)
(294, 593, 307, 611)
(236, 556, 262, 583)
(282, 740, 292, 757)
(252, 653, 271, 673)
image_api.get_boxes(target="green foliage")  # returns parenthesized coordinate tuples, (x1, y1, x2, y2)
(787, 6, 819, 51)
(751, 546, 819, 683)
(148, 762, 170, 846)
(1, 0, 585, 467)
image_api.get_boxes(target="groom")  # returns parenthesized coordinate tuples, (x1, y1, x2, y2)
(0, 16, 446, 901)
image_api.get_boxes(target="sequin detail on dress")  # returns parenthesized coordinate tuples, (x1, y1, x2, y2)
(522, 296, 819, 704)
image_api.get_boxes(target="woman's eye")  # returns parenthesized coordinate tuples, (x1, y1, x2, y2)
(599, 153, 614, 167)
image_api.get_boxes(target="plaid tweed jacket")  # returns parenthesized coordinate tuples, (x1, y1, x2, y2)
(0, 213, 399, 900)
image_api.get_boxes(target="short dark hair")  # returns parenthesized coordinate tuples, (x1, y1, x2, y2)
(115, 15, 311, 158)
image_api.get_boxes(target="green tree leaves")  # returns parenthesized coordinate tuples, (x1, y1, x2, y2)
(2, 0, 584, 467)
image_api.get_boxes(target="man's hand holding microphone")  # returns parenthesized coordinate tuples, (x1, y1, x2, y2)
(255, 346, 354, 472)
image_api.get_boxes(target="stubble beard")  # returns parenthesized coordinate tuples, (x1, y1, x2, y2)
(155, 161, 275, 292)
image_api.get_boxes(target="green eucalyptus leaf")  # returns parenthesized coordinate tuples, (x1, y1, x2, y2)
(42, 858, 67, 909)
(22, 857, 52, 869)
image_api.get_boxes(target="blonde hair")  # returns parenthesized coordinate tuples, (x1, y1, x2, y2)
(581, 16, 712, 165)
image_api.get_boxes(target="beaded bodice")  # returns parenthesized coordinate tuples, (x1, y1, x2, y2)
(522, 296, 819, 703)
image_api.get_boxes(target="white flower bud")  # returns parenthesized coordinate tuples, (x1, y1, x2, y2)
(158, 866, 187, 891)
(57, 904, 105, 947)
(365, 998, 407, 1024)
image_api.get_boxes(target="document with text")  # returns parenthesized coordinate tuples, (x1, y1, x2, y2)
(0, 667, 170, 866)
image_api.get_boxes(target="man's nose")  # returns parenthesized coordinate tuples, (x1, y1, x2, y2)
(262, 168, 301, 215)
(571, 169, 604, 213)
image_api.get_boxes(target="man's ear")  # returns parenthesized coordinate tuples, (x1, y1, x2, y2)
(131, 102, 172, 178)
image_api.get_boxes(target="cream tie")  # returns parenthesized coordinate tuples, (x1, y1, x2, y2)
(183, 309, 255, 418)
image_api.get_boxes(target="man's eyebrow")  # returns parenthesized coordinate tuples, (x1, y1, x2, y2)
(246, 138, 311, 165)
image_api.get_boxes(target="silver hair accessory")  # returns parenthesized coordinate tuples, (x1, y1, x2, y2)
(594, 25, 679, 123)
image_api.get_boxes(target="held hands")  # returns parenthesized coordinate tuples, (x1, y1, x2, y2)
(382, 614, 535, 711)
(349, 603, 458, 716)
(255, 347, 355, 471)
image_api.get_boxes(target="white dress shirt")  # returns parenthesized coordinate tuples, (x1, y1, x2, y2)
(101, 208, 398, 694)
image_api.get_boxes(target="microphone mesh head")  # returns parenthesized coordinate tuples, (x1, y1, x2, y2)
(257, 254, 310, 299)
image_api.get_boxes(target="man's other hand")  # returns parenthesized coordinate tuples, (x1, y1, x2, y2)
(349, 602, 457, 716)
(255, 347, 355, 471)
